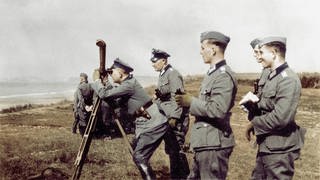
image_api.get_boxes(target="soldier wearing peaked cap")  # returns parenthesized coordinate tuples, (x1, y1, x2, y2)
(175, 31, 238, 179)
(151, 48, 190, 179)
(91, 58, 169, 180)
(243, 37, 306, 180)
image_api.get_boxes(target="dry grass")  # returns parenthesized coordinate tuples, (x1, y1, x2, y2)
(0, 76, 319, 180)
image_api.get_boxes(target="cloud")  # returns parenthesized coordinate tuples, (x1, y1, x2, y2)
(0, 0, 319, 81)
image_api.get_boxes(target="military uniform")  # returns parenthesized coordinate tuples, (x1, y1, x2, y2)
(249, 38, 271, 99)
(76, 82, 94, 136)
(72, 73, 94, 136)
(72, 88, 80, 133)
(256, 68, 270, 98)
(249, 37, 306, 180)
(187, 60, 237, 180)
(92, 58, 168, 180)
(151, 49, 190, 179)
(250, 63, 305, 180)
(184, 31, 237, 180)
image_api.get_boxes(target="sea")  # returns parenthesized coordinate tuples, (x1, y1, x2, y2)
(0, 76, 157, 111)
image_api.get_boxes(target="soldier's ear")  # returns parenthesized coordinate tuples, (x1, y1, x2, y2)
(271, 48, 277, 60)
(211, 46, 216, 56)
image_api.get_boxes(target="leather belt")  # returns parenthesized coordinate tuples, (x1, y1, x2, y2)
(135, 101, 153, 119)
(142, 101, 153, 110)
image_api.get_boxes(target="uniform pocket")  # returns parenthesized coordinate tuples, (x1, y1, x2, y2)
(261, 90, 276, 109)
(263, 90, 276, 98)
(159, 79, 170, 94)
(265, 133, 297, 151)
(190, 122, 221, 149)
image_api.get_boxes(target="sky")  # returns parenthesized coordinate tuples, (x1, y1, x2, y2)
(0, 0, 319, 81)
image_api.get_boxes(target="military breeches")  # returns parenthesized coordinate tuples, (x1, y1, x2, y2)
(163, 128, 190, 179)
(133, 123, 168, 165)
(251, 150, 300, 180)
(188, 148, 233, 180)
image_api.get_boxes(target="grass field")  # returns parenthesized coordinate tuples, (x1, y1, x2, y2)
(0, 77, 319, 179)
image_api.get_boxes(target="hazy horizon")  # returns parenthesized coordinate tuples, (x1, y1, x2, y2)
(1, 0, 319, 82)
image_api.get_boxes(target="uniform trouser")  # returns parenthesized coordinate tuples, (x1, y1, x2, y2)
(251, 150, 300, 180)
(72, 116, 79, 133)
(164, 128, 190, 179)
(79, 125, 86, 136)
(175, 107, 190, 145)
(133, 123, 168, 180)
(78, 110, 90, 137)
(188, 148, 233, 180)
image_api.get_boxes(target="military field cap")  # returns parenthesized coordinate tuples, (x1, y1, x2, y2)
(250, 38, 261, 49)
(150, 48, 170, 63)
(80, 72, 88, 79)
(258, 36, 287, 47)
(111, 58, 134, 73)
(200, 31, 230, 45)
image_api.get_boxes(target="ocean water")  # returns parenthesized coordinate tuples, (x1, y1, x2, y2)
(0, 76, 157, 110)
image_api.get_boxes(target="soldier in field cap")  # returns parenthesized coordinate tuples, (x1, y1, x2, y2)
(72, 72, 94, 136)
(175, 31, 237, 179)
(246, 38, 271, 120)
(150, 48, 190, 179)
(242, 36, 306, 180)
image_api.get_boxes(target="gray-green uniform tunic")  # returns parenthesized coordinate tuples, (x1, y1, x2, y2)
(92, 75, 167, 137)
(73, 82, 94, 135)
(188, 60, 237, 180)
(248, 68, 271, 120)
(256, 68, 271, 98)
(155, 64, 189, 143)
(250, 63, 306, 180)
(92, 75, 168, 179)
(155, 64, 190, 178)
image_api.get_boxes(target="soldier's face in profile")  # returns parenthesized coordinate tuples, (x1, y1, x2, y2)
(258, 46, 274, 68)
(80, 76, 86, 83)
(200, 40, 213, 64)
(152, 59, 166, 72)
(111, 68, 122, 83)
(253, 46, 261, 62)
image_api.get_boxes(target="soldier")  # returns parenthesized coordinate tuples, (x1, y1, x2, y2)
(92, 58, 169, 180)
(251, 38, 270, 96)
(247, 38, 271, 120)
(242, 37, 306, 179)
(175, 31, 237, 179)
(150, 49, 190, 179)
(72, 73, 94, 136)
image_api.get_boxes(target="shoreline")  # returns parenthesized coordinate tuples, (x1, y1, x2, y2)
(0, 94, 74, 112)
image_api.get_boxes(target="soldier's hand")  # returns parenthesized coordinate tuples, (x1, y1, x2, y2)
(85, 105, 93, 112)
(154, 89, 161, 99)
(175, 93, 193, 107)
(245, 122, 254, 141)
(168, 118, 177, 128)
(102, 74, 108, 84)
(93, 69, 100, 82)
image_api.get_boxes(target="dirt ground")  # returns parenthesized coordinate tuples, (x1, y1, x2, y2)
(0, 82, 319, 179)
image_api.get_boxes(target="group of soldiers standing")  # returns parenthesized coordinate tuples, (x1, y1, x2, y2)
(72, 31, 305, 180)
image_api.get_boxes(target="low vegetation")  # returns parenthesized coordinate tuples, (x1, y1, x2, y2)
(0, 75, 319, 179)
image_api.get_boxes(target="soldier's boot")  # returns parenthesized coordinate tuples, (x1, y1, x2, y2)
(178, 152, 190, 178)
(71, 122, 77, 134)
(169, 153, 190, 179)
(137, 163, 156, 180)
